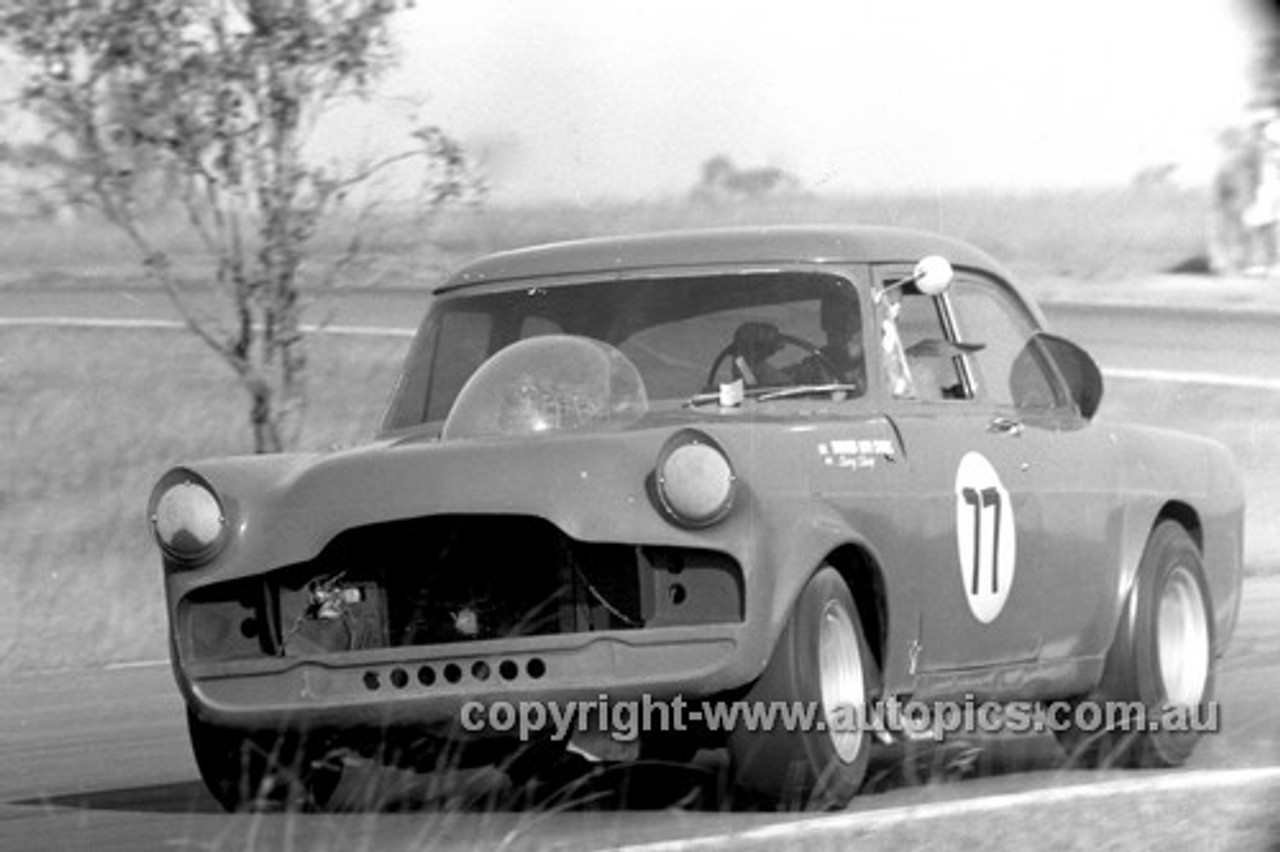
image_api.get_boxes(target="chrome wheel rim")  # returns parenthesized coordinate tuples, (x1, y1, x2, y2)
(1157, 564, 1210, 708)
(819, 600, 866, 763)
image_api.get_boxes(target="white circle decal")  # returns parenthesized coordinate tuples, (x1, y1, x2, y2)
(954, 452, 1016, 623)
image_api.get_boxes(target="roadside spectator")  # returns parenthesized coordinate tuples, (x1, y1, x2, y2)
(1244, 118, 1280, 275)
(1210, 125, 1259, 275)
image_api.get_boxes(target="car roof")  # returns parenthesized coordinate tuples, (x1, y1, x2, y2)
(435, 225, 1013, 294)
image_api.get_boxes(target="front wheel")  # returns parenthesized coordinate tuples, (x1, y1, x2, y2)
(1055, 521, 1216, 768)
(187, 710, 342, 812)
(728, 566, 878, 809)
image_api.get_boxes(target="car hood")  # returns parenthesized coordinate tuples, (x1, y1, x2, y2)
(175, 402, 884, 587)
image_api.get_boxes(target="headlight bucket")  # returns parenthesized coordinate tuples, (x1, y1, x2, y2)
(148, 470, 228, 565)
(652, 430, 736, 528)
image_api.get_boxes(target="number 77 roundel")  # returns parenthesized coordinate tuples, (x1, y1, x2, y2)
(954, 451, 1017, 623)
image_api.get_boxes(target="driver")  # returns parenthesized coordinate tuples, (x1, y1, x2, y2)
(729, 322, 791, 386)
(817, 290, 866, 385)
(731, 291, 866, 389)
(786, 290, 865, 387)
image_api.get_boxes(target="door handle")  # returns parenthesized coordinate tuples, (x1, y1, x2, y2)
(988, 416, 1024, 437)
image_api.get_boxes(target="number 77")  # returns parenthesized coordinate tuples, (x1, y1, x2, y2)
(962, 486, 1002, 595)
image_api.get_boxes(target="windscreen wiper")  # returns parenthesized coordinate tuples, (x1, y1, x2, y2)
(684, 383, 860, 407)
(754, 383, 861, 402)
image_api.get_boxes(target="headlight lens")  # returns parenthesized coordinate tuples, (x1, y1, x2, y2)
(150, 476, 227, 563)
(653, 431, 736, 528)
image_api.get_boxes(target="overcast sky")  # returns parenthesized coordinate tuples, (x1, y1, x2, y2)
(332, 2, 1259, 201)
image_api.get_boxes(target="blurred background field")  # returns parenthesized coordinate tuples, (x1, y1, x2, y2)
(0, 187, 1211, 290)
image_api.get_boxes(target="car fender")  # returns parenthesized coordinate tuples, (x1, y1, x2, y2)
(747, 496, 891, 679)
(152, 451, 320, 571)
(1108, 425, 1244, 659)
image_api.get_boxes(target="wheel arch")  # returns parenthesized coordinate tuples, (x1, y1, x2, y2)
(821, 544, 889, 677)
(1143, 500, 1242, 660)
(1155, 500, 1203, 554)
(1108, 427, 1244, 659)
(1107, 502, 1206, 669)
(1118, 500, 1204, 616)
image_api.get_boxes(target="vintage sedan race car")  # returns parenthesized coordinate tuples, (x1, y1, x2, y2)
(150, 225, 1244, 810)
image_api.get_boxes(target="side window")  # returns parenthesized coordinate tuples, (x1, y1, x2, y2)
(889, 289, 966, 401)
(950, 279, 1062, 412)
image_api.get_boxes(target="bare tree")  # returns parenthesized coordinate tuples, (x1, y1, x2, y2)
(0, 0, 477, 452)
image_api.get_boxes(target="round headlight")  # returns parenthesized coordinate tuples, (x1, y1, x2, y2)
(654, 432, 736, 528)
(150, 479, 226, 562)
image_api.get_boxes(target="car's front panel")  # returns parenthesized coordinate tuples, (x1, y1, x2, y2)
(177, 507, 748, 728)
(162, 404, 893, 729)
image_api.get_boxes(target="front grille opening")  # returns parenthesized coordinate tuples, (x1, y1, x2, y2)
(179, 515, 743, 662)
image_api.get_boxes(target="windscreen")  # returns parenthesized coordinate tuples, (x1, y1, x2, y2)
(383, 270, 865, 433)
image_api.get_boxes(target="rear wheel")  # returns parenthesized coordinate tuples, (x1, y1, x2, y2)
(1056, 521, 1215, 768)
(728, 566, 878, 809)
(187, 710, 342, 812)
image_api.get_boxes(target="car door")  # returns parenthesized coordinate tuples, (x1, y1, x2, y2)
(872, 266, 1045, 673)
(947, 275, 1123, 664)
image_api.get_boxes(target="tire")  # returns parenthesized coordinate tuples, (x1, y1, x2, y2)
(728, 566, 878, 809)
(187, 709, 342, 812)
(1055, 521, 1215, 768)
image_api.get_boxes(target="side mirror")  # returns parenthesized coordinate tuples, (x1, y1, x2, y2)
(1038, 332, 1104, 420)
(880, 255, 954, 298)
(914, 256, 954, 295)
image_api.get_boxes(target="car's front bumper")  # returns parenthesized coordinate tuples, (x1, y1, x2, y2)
(180, 622, 761, 733)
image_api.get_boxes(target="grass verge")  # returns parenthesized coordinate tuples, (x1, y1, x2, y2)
(0, 327, 408, 673)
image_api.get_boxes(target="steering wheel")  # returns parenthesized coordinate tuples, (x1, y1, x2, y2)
(705, 324, 841, 391)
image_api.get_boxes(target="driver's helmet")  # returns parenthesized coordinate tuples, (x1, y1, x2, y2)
(820, 289, 862, 344)
(732, 321, 786, 363)
(819, 288, 866, 385)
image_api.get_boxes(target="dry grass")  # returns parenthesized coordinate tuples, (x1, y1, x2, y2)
(0, 327, 408, 673)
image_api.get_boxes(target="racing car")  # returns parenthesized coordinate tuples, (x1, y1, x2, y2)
(149, 225, 1243, 810)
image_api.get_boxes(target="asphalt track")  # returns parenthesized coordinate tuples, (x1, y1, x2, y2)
(2, 284, 1280, 850)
